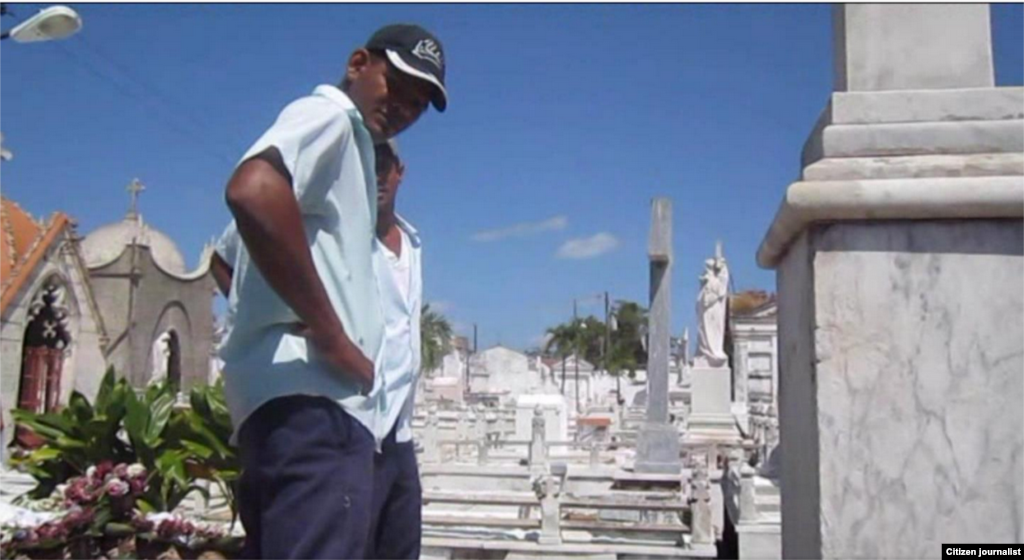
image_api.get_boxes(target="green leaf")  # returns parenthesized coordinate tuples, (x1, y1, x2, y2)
(94, 367, 117, 412)
(55, 435, 88, 449)
(123, 389, 148, 445)
(136, 498, 157, 514)
(90, 508, 113, 534)
(180, 440, 214, 460)
(146, 394, 175, 445)
(25, 446, 62, 463)
(68, 392, 94, 424)
(156, 451, 188, 488)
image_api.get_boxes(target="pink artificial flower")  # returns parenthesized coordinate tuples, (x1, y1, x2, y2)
(129, 476, 146, 495)
(62, 506, 94, 531)
(94, 460, 114, 482)
(105, 479, 130, 497)
(35, 521, 68, 541)
(127, 463, 147, 479)
(131, 513, 155, 533)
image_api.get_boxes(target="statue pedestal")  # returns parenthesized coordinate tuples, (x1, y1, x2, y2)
(685, 366, 741, 445)
(636, 422, 682, 474)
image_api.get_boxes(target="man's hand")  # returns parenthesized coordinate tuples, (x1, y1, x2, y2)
(226, 148, 375, 394)
(292, 323, 374, 393)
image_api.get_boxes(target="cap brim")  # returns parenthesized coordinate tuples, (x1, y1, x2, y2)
(385, 49, 448, 112)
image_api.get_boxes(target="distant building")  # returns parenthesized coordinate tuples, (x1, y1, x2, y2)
(728, 290, 779, 456)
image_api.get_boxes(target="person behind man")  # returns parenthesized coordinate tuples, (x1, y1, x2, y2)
(366, 138, 424, 558)
(219, 24, 447, 559)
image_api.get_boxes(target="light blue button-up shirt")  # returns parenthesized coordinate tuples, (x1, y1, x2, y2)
(218, 85, 390, 448)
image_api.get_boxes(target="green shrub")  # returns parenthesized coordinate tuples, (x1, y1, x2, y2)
(10, 368, 239, 521)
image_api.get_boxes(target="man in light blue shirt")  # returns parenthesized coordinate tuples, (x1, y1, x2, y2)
(212, 139, 426, 558)
(220, 24, 446, 559)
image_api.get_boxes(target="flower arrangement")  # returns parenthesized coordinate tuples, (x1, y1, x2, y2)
(1, 461, 148, 556)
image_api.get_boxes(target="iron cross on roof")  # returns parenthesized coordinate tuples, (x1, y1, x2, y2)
(0, 133, 12, 162)
(126, 178, 145, 219)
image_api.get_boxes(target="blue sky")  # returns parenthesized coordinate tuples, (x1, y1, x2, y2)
(2, 3, 1022, 351)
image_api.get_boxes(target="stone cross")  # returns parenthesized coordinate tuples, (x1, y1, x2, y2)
(529, 407, 548, 475)
(739, 460, 758, 524)
(126, 178, 146, 219)
(477, 437, 489, 466)
(534, 473, 562, 545)
(459, 408, 476, 461)
(0, 133, 12, 161)
(688, 458, 714, 548)
(423, 407, 439, 463)
(678, 327, 690, 385)
(588, 441, 601, 468)
(636, 198, 681, 474)
(474, 405, 488, 441)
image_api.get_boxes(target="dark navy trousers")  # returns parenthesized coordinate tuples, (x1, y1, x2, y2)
(237, 395, 422, 559)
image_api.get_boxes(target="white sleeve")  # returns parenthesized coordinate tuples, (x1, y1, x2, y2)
(214, 221, 240, 266)
(238, 96, 353, 210)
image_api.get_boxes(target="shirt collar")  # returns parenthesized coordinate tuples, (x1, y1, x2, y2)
(313, 85, 364, 123)
(394, 213, 421, 248)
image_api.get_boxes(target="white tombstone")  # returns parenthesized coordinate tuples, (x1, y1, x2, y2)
(422, 406, 440, 463)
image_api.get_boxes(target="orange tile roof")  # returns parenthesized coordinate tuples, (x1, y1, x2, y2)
(730, 290, 776, 316)
(1, 196, 71, 315)
(577, 416, 612, 427)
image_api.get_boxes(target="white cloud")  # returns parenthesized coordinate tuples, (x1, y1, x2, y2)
(471, 215, 568, 242)
(556, 232, 620, 260)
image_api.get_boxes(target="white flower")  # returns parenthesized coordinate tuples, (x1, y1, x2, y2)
(104, 479, 130, 497)
(127, 464, 146, 478)
(86, 466, 97, 479)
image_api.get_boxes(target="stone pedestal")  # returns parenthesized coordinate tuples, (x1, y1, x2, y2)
(685, 366, 741, 445)
(758, 5, 1023, 558)
(635, 422, 682, 474)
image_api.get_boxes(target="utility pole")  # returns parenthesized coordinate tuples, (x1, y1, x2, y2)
(573, 299, 580, 414)
(465, 323, 478, 397)
(603, 291, 610, 375)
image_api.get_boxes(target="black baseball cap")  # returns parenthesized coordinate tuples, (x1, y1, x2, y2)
(366, 24, 448, 112)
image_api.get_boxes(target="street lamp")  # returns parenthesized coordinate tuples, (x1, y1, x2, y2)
(1, 5, 82, 43)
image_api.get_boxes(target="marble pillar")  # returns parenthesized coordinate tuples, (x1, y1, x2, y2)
(758, 5, 1023, 558)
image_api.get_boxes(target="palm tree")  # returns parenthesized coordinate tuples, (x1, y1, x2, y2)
(544, 323, 575, 394)
(421, 303, 453, 375)
(607, 301, 648, 403)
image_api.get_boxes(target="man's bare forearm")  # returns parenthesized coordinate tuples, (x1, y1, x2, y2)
(210, 253, 233, 297)
(225, 152, 372, 385)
